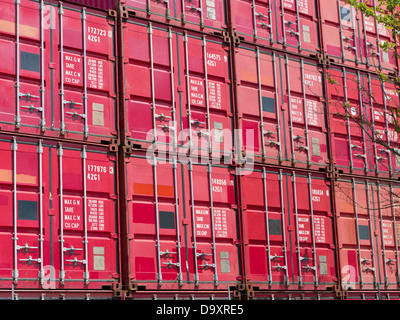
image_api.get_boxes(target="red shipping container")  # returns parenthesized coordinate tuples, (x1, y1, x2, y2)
(230, 0, 320, 55)
(0, 0, 118, 144)
(320, 0, 397, 73)
(240, 167, 337, 291)
(125, 152, 240, 291)
(327, 66, 400, 177)
(121, 0, 227, 35)
(66, 0, 117, 10)
(336, 178, 400, 291)
(122, 20, 233, 160)
(234, 44, 328, 170)
(0, 135, 120, 291)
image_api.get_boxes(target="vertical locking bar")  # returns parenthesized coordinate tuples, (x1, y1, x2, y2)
(82, 8, 88, 138)
(252, 0, 258, 40)
(12, 138, 18, 284)
(351, 6, 358, 64)
(38, 140, 44, 284)
(189, 161, 199, 285)
(15, 0, 21, 128)
(285, 55, 296, 164)
(356, 71, 368, 174)
(342, 67, 354, 171)
(292, 172, 303, 286)
(198, 0, 204, 28)
(172, 158, 183, 286)
(59, 3, 65, 134)
(82, 146, 89, 284)
(361, 13, 370, 66)
(352, 178, 364, 288)
(262, 168, 273, 285)
(184, 32, 193, 153)
(40, 0, 46, 132)
(300, 58, 311, 165)
(152, 156, 162, 285)
(307, 173, 319, 287)
(272, 52, 282, 162)
(58, 143, 65, 284)
(149, 23, 157, 145)
(389, 184, 400, 285)
(207, 163, 219, 286)
(181, 0, 186, 24)
(202, 36, 211, 154)
(168, 28, 177, 151)
(366, 182, 378, 287)
(279, 170, 289, 286)
(376, 183, 388, 287)
(256, 47, 266, 160)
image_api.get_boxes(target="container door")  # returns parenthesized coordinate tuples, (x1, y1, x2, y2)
(283, 56, 327, 170)
(125, 22, 177, 150)
(186, 163, 239, 289)
(128, 157, 184, 288)
(58, 145, 117, 288)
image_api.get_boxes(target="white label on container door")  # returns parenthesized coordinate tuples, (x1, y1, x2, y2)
(208, 80, 222, 109)
(291, 97, 304, 123)
(87, 58, 104, 90)
(88, 199, 105, 231)
(63, 197, 82, 230)
(206, 0, 216, 20)
(306, 100, 319, 126)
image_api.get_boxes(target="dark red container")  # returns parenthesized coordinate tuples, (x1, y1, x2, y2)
(320, 0, 397, 73)
(239, 166, 337, 291)
(66, 0, 117, 10)
(234, 44, 328, 170)
(121, 0, 227, 35)
(0, 134, 120, 291)
(122, 19, 233, 160)
(335, 178, 400, 291)
(124, 151, 241, 291)
(230, 0, 320, 56)
(0, 0, 118, 144)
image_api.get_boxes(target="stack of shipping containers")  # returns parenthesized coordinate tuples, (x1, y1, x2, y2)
(0, 0, 399, 300)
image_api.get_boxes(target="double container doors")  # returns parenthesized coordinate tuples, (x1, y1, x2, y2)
(126, 154, 240, 290)
(240, 167, 336, 290)
(123, 20, 233, 160)
(0, 0, 117, 143)
(336, 179, 400, 290)
(234, 45, 328, 170)
(0, 136, 119, 290)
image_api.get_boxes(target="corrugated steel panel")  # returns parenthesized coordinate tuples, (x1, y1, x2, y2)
(0, 135, 120, 290)
(123, 20, 233, 159)
(234, 44, 328, 170)
(122, 0, 227, 35)
(0, 0, 118, 143)
(66, 0, 117, 10)
(336, 178, 400, 291)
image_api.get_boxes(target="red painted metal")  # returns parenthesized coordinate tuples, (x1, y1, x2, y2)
(121, 0, 227, 35)
(230, 0, 320, 56)
(240, 166, 337, 291)
(320, 0, 397, 73)
(335, 178, 400, 291)
(234, 44, 328, 170)
(0, 135, 120, 291)
(0, 0, 118, 144)
(122, 19, 233, 159)
(66, 0, 117, 10)
(125, 152, 241, 291)
(327, 66, 400, 178)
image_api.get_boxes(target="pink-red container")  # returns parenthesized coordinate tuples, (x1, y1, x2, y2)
(0, 134, 120, 291)
(125, 151, 240, 291)
(240, 166, 337, 291)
